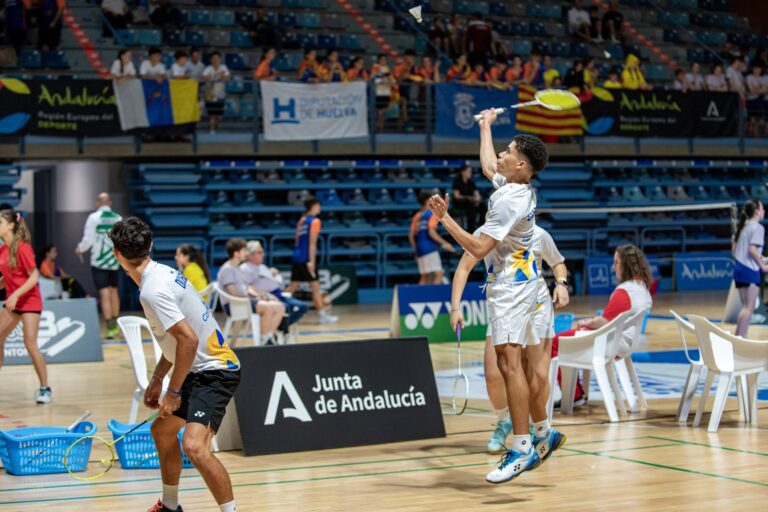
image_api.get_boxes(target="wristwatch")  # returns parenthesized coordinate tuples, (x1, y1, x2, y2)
(555, 279, 569, 287)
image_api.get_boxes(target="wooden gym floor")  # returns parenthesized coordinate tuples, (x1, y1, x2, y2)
(1, 291, 767, 511)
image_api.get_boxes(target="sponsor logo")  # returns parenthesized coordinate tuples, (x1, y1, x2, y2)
(272, 97, 298, 125)
(264, 371, 313, 425)
(404, 300, 487, 330)
(680, 261, 732, 281)
(453, 92, 476, 130)
(4, 311, 86, 359)
(587, 263, 611, 289)
(194, 411, 205, 418)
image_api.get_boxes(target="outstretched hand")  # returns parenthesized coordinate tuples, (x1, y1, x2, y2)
(427, 194, 450, 220)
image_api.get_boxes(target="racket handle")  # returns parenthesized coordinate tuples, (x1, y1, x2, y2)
(473, 108, 506, 122)
(66, 411, 92, 432)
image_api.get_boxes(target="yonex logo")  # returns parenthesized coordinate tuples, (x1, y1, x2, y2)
(194, 411, 205, 418)
(404, 302, 443, 330)
(404, 300, 487, 330)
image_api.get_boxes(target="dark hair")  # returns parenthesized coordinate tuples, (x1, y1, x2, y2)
(377, 53, 387, 61)
(148, 47, 162, 57)
(735, 199, 762, 243)
(675, 67, 684, 76)
(512, 134, 549, 173)
(108, 217, 152, 262)
(174, 50, 188, 60)
(615, 244, 653, 289)
(418, 190, 432, 206)
(304, 196, 320, 212)
(404, 49, 416, 57)
(177, 243, 211, 282)
(190, 46, 201, 55)
(304, 49, 316, 58)
(117, 49, 130, 75)
(211, 50, 222, 58)
(261, 47, 275, 61)
(225, 238, 247, 258)
(0, 210, 30, 269)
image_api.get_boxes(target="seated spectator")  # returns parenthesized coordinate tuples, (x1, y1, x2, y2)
(218, 238, 285, 345)
(543, 57, 560, 89)
(672, 68, 690, 92)
(248, 8, 278, 48)
(600, 0, 624, 43)
(174, 243, 210, 292)
(428, 17, 450, 55)
(584, 57, 598, 89)
(552, 244, 653, 406)
(504, 55, 523, 84)
(452, 164, 485, 232)
(706, 63, 728, 91)
(5, 0, 27, 58)
(463, 12, 492, 67)
(139, 47, 167, 82)
(467, 62, 486, 86)
(170, 50, 190, 78)
(523, 52, 545, 87)
(564, 60, 584, 90)
(751, 48, 768, 73)
(568, 0, 591, 43)
(726, 57, 746, 98)
(416, 55, 440, 83)
(484, 56, 506, 89)
(686, 62, 705, 91)
(298, 49, 320, 83)
(241, 240, 308, 337)
(101, 0, 130, 36)
(38, 0, 65, 52)
(621, 54, 651, 90)
(186, 46, 205, 79)
(253, 47, 277, 80)
(320, 50, 346, 82)
(201, 51, 230, 134)
(150, 0, 181, 30)
(347, 57, 369, 81)
(39, 245, 87, 298)
(745, 65, 764, 137)
(110, 49, 136, 81)
(603, 68, 622, 88)
(445, 54, 471, 83)
(371, 54, 395, 131)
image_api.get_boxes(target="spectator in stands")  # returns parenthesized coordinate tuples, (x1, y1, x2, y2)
(298, 49, 320, 83)
(416, 55, 440, 83)
(621, 54, 651, 91)
(504, 55, 523, 84)
(720, 41, 742, 63)
(39, 244, 87, 299)
(149, 0, 181, 30)
(563, 59, 584, 91)
(447, 13, 464, 57)
(218, 238, 285, 345)
(751, 48, 768, 73)
(109, 49, 136, 82)
(4, 0, 27, 58)
(171, 50, 190, 78)
(372, 54, 395, 131)
(552, 244, 653, 407)
(584, 57, 598, 89)
(568, 0, 591, 43)
(428, 16, 450, 55)
(201, 51, 230, 134)
(468, 62, 486, 86)
(523, 52, 545, 87)
(686, 62, 705, 91)
(746, 64, 764, 137)
(186, 47, 205, 79)
(101, 0, 130, 35)
(140, 47, 167, 82)
(241, 240, 308, 339)
(672, 68, 690, 92)
(733, 200, 768, 337)
(600, 0, 623, 44)
(248, 8, 278, 48)
(543, 57, 560, 89)
(37, 0, 64, 52)
(706, 63, 728, 92)
(347, 56, 369, 81)
(487, 19, 508, 61)
(395, 50, 419, 130)
(603, 68, 622, 88)
(484, 56, 506, 89)
(726, 57, 746, 99)
(321, 50, 346, 82)
(410, 190, 455, 285)
(285, 197, 339, 324)
(445, 53, 471, 83)
(174, 243, 210, 293)
(452, 164, 485, 233)
(253, 47, 277, 81)
(463, 12, 492, 66)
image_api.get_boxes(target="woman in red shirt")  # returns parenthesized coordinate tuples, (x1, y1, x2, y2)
(0, 210, 50, 404)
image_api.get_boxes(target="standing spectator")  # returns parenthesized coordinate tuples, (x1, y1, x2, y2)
(416, 55, 440, 83)
(720, 41, 742, 62)
(447, 13, 464, 57)
(39, 244, 87, 298)
(484, 56, 506, 89)
(38, 0, 64, 51)
(504, 55, 523, 84)
(174, 243, 210, 293)
(706, 63, 728, 92)
(452, 165, 485, 233)
(410, 191, 455, 285)
(468, 62, 486, 86)
(320, 50, 346, 82)
(751, 48, 768, 73)
(523, 52, 545, 87)
(4, 0, 27, 58)
(428, 17, 450, 55)
(463, 12, 492, 66)
(101, 0, 130, 35)
(563, 59, 584, 90)
(297, 49, 320, 83)
(285, 197, 339, 324)
(583, 57, 598, 89)
(732, 200, 768, 338)
(445, 53, 471, 83)
(75, 193, 122, 339)
(149, 0, 181, 30)
(568, 0, 591, 43)
(253, 47, 276, 80)
(201, 51, 230, 134)
(543, 56, 559, 88)
(726, 57, 746, 98)
(372, 54, 395, 131)
(170, 50, 190, 78)
(487, 19, 508, 60)
(601, 0, 624, 43)
(395, 50, 418, 128)
(109, 49, 136, 82)
(248, 8, 278, 48)
(186, 47, 205, 79)
(347, 56, 369, 81)
(672, 68, 690, 92)
(621, 54, 651, 90)
(603, 68, 622, 88)
(139, 47, 167, 82)
(745, 65, 764, 137)
(686, 62, 705, 91)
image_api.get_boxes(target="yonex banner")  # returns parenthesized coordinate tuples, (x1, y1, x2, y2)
(674, 252, 733, 291)
(260, 81, 368, 141)
(231, 337, 445, 455)
(435, 83, 518, 139)
(389, 283, 487, 342)
(4, 298, 104, 365)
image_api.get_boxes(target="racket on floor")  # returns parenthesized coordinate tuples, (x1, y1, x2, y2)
(452, 325, 469, 415)
(24, 410, 92, 465)
(473, 89, 581, 122)
(63, 411, 159, 480)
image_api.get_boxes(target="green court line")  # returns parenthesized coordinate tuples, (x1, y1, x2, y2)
(648, 436, 768, 457)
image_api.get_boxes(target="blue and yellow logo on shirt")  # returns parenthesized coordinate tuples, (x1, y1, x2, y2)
(510, 249, 538, 282)
(207, 329, 240, 370)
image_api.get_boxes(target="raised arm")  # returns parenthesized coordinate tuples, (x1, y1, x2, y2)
(478, 110, 499, 182)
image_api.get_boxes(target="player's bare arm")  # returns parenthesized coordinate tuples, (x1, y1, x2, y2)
(428, 194, 497, 260)
(552, 262, 570, 308)
(478, 109, 499, 181)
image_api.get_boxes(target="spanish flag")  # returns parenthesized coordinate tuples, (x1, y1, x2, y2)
(114, 79, 200, 131)
(515, 84, 583, 136)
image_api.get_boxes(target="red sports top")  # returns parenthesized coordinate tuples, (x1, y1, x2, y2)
(0, 242, 43, 312)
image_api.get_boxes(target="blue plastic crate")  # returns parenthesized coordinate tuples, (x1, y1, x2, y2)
(554, 313, 575, 334)
(108, 419, 193, 470)
(0, 421, 96, 476)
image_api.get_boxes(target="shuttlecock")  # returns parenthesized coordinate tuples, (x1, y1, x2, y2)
(603, 50, 611, 59)
(409, 5, 423, 23)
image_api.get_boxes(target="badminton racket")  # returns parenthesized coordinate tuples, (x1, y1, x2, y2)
(452, 325, 469, 415)
(63, 411, 159, 480)
(24, 410, 92, 465)
(473, 89, 581, 122)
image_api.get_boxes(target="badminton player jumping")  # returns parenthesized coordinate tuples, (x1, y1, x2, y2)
(109, 217, 240, 512)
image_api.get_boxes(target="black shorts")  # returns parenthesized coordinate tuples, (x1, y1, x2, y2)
(92, 267, 119, 290)
(173, 369, 241, 433)
(291, 262, 317, 282)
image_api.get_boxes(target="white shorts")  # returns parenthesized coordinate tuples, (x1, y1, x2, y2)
(533, 281, 555, 342)
(416, 252, 443, 274)
(486, 279, 539, 346)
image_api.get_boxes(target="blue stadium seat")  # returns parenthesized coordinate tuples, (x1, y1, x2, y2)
(115, 29, 138, 46)
(297, 33, 318, 48)
(570, 42, 588, 58)
(687, 47, 704, 62)
(225, 53, 249, 70)
(489, 1, 506, 16)
(274, 53, 293, 71)
(533, 41, 550, 55)
(529, 22, 547, 37)
(225, 75, 245, 94)
(668, 0, 696, 9)
(283, 0, 301, 7)
(606, 43, 624, 60)
(663, 29, 681, 43)
(162, 51, 174, 69)
(223, 98, 239, 118)
(645, 63, 671, 81)
(318, 33, 337, 50)
(162, 29, 182, 46)
(220, 0, 241, 5)
(551, 41, 570, 57)
(277, 13, 296, 28)
(526, 4, 545, 18)
(213, 10, 235, 26)
(198, 0, 218, 5)
(239, 98, 255, 119)
(185, 29, 207, 46)
(42, 51, 68, 69)
(138, 29, 161, 46)
(512, 40, 532, 56)
(19, 50, 42, 69)
(509, 21, 528, 36)
(296, 13, 320, 28)
(236, 11, 254, 27)
(648, 186, 667, 201)
(280, 32, 299, 48)
(230, 31, 253, 48)
(623, 186, 646, 202)
(690, 13, 708, 27)
(553, 60, 571, 77)
(718, 14, 735, 28)
(190, 10, 212, 25)
(339, 34, 360, 50)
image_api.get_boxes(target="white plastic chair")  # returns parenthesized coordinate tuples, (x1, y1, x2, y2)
(558, 311, 630, 422)
(669, 310, 707, 423)
(118, 316, 159, 423)
(200, 282, 218, 311)
(613, 306, 651, 413)
(547, 356, 558, 420)
(214, 282, 261, 346)
(39, 277, 64, 300)
(689, 315, 768, 432)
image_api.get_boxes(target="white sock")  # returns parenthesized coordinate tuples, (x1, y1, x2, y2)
(511, 434, 531, 454)
(219, 500, 236, 512)
(494, 407, 510, 422)
(533, 419, 551, 440)
(162, 484, 179, 510)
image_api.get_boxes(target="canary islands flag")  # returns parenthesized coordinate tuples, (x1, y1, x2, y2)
(114, 79, 200, 131)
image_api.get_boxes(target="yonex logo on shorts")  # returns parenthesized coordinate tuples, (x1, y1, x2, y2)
(194, 411, 205, 418)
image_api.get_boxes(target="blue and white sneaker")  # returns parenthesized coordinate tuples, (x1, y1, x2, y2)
(485, 447, 541, 484)
(486, 418, 512, 454)
(534, 428, 566, 463)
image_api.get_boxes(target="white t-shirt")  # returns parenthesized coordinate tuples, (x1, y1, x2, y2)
(140, 60, 167, 78)
(203, 64, 231, 81)
(734, 219, 765, 271)
(745, 74, 763, 100)
(706, 73, 727, 91)
(686, 72, 705, 91)
(726, 65, 744, 92)
(187, 60, 205, 80)
(240, 261, 282, 293)
(203, 64, 231, 101)
(478, 179, 537, 285)
(140, 261, 240, 373)
(171, 62, 190, 78)
(568, 8, 590, 32)
(101, 0, 126, 16)
(110, 60, 136, 78)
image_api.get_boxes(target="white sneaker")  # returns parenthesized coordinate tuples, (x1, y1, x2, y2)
(593, 36, 604, 43)
(486, 447, 540, 484)
(35, 387, 52, 404)
(319, 312, 339, 324)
